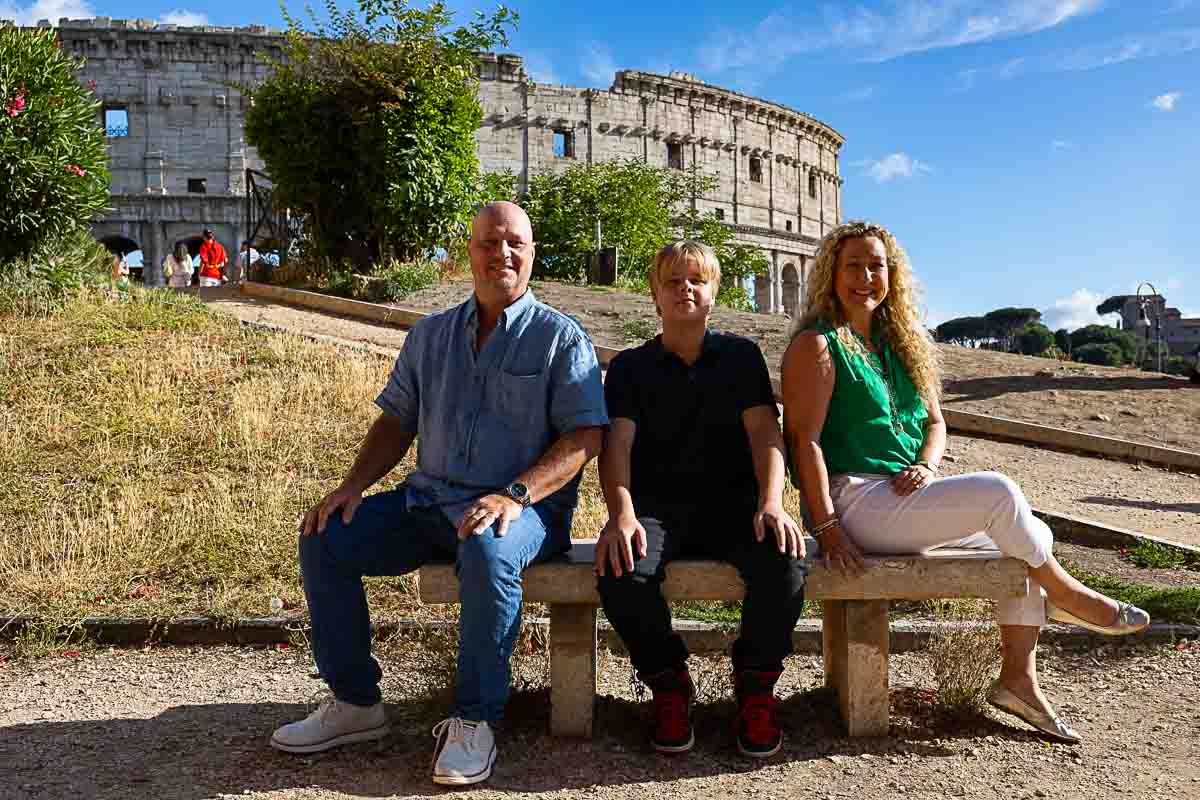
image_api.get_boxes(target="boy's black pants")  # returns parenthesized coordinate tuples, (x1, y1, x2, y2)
(596, 502, 808, 677)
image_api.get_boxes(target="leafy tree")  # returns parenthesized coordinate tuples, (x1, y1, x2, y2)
(522, 161, 766, 309)
(1054, 328, 1072, 355)
(1070, 324, 1140, 365)
(241, 0, 517, 268)
(1014, 322, 1054, 356)
(936, 316, 989, 347)
(984, 307, 1041, 352)
(1073, 342, 1123, 367)
(0, 26, 110, 264)
(1095, 295, 1132, 317)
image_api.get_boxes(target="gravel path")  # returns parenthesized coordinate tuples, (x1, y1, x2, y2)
(2, 641, 1197, 799)
(199, 287, 1200, 547)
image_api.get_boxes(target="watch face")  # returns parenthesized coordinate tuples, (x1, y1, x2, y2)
(509, 482, 528, 499)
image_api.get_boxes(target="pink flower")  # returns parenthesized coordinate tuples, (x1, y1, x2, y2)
(87, 79, 97, 90)
(5, 93, 24, 117)
(65, 164, 86, 177)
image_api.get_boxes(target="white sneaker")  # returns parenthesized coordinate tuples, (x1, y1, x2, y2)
(270, 694, 389, 754)
(431, 717, 497, 786)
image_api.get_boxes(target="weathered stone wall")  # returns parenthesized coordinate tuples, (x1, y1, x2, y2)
(33, 17, 845, 312)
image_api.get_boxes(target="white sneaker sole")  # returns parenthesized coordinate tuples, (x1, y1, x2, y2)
(270, 722, 390, 754)
(431, 744, 497, 785)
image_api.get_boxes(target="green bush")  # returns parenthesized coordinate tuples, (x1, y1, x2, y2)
(1163, 355, 1193, 376)
(376, 258, 440, 301)
(0, 26, 110, 263)
(0, 226, 111, 310)
(1073, 342, 1123, 366)
(1070, 324, 1139, 364)
(1014, 322, 1054, 356)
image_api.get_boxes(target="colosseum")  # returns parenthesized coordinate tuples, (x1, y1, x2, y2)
(40, 17, 844, 315)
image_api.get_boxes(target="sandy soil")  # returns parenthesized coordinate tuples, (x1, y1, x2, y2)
(1, 640, 1197, 800)
(199, 285, 1200, 548)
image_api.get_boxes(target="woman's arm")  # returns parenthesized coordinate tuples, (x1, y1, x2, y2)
(892, 393, 947, 496)
(781, 331, 866, 575)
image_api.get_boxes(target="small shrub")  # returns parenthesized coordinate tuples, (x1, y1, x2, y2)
(1123, 540, 1200, 570)
(0, 26, 110, 263)
(1073, 342, 1123, 367)
(0, 227, 111, 308)
(375, 257, 440, 302)
(621, 317, 657, 342)
(925, 600, 1000, 714)
(718, 284, 755, 312)
(1162, 355, 1193, 377)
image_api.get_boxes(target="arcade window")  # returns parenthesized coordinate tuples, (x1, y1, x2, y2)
(104, 107, 128, 137)
(187, 178, 207, 194)
(553, 129, 575, 158)
(785, 220, 793, 232)
(714, 208, 724, 220)
(808, 171, 818, 197)
(667, 142, 684, 170)
(749, 156, 763, 183)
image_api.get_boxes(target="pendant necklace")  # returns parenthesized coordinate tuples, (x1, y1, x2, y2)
(854, 331, 904, 435)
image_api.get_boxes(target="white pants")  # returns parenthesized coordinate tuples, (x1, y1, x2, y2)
(199, 276, 222, 287)
(830, 471, 1051, 627)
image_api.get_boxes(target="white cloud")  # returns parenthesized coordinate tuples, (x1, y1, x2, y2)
(698, 1, 1103, 74)
(1057, 28, 1200, 70)
(1151, 91, 1182, 111)
(159, 9, 208, 26)
(0, 0, 93, 25)
(522, 51, 560, 85)
(1051, 139, 1072, 149)
(858, 152, 932, 183)
(581, 44, 618, 87)
(1042, 288, 1117, 331)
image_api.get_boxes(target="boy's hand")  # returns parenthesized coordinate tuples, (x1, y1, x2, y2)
(754, 502, 805, 559)
(594, 515, 647, 578)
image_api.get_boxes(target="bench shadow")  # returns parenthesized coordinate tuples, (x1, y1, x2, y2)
(943, 374, 1185, 404)
(0, 689, 1065, 799)
(1077, 495, 1200, 514)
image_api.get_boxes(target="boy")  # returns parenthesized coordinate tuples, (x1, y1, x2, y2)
(595, 240, 807, 757)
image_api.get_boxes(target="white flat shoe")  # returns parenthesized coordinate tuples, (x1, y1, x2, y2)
(986, 681, 1081, 744)
(1047, 601, 1149, 636)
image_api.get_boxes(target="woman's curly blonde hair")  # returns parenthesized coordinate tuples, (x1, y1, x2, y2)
(790, 220, 941, 401)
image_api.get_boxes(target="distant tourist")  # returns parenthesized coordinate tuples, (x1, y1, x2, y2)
(781, 220, 1149, 744)
(269, 202, 607, 786)
(162, 242, 193, 289)
(594, 240, 806, 758)
(197, 229, 227, 287)
(235, 241, 260, 283)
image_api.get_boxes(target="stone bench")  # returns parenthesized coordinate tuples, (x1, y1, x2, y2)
(418, 539, 1029, 738)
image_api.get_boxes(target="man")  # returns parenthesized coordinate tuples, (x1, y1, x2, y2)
(595, 240, 807, 758)
(234, 241, 260, 284)
(271, 202, 608, 786)
(197, 229, 227, 286)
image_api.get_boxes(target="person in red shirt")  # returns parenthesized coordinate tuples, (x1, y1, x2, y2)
(198, 229, 227, 287)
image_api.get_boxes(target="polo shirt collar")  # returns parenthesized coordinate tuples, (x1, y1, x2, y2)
(653, 330, 716, 365)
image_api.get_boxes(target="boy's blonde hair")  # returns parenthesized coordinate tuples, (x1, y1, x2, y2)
(648, 239, 721, 302)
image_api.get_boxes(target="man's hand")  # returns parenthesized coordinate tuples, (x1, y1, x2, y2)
(594, 515, 647, 578)
(891, 464, 934, 496)
(457, 493, 523, 540)
(754, 502, 805, 559)
(301, 484, 364, 536)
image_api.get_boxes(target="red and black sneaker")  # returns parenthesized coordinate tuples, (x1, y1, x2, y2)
(734, 670, 783, 758)
(643, 666, 695, 754)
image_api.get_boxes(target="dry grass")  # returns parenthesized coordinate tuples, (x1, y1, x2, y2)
(923, 600, 1001, 714)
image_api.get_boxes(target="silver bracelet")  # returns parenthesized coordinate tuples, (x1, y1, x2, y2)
(809, 517, 840, 537)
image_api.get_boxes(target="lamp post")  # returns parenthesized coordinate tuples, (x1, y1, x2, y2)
(1135, 281, 1163, 373)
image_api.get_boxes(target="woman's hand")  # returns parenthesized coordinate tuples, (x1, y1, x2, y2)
(818, 523, 867, 577)
(891, 464, 935, 496)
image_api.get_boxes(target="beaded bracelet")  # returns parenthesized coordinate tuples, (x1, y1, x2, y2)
(809, 517, 840, 537)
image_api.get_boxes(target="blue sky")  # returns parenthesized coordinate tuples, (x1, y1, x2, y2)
(6, 0, 1197, 330)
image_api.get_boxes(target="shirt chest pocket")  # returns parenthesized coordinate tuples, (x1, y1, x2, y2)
(491, 369, 547, 420)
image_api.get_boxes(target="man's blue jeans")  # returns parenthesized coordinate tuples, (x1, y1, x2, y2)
(298, 487, 570, 724)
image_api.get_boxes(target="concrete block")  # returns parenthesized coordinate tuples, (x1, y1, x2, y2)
(548, 604, 597, 737)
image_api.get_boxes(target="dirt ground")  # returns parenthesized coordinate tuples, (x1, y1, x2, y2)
(1, 640, 1197, 800)
(200, 286, 1200, 548)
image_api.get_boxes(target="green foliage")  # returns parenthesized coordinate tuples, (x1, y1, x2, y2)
(376, 257, 440, 301)
(1072, 342, 1123, 366)
(0, 227, 112, 309)
(984, 307, 1040, 351)
(935, 315, 988, 347)
(1163, 355, 1194, 377)
(1014, 322, 1055, 356)
(621, 317, 657, 342)
(0, 26, 110, 262)
(1070, 324, 1140, 364)
(1062, 561, 1200, 625)
(1095, 295, 1131, 316)
(1054, 327, 1071, 354)
(241, 0, 517, 268)
(523, 161, 766, 309)
(1122, 540, 1200, 571)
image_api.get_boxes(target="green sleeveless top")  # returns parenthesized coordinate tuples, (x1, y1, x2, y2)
(816, 324, 928, 476)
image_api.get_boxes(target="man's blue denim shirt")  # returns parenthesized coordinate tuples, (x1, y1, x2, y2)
(375, 290, 609, 533)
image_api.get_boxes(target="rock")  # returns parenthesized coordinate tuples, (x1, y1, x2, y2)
(1091, 413, 1112, 422)
(1035, 369, 1055, 377)
(942, 454, 957, 463)
(1119, 409, 1140, 417)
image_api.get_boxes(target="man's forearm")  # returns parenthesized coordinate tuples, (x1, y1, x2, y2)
(516, 426, 604, 504)
(341, 413, 417, 493)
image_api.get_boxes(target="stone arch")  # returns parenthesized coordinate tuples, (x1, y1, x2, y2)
(781, 263, 800, 318)
(99, 234, 145, 283)
(754, 273, 773, 313)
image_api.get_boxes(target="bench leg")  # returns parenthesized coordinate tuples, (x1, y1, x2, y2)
(548, 603, 597, 737)
(822, 599, 889, 736)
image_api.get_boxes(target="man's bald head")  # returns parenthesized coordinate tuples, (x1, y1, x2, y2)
(468, 201, 536, 310)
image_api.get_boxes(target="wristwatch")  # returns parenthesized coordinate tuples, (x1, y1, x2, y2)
(503, 482, 532, 508)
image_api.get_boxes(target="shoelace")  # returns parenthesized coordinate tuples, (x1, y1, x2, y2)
(431, 717, 476, 752)
(306, 689, 338, 726)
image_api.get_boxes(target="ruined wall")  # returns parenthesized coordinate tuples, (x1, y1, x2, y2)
(32, 18, 845, 311)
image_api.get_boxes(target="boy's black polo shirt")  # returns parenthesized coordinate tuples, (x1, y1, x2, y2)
(604, 330, 779, 512)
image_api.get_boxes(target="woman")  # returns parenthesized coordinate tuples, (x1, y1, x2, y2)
(162, 242, 193, 289)
(781, 221, 1148, 743)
